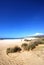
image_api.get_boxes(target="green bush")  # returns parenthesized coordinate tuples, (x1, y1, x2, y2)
(6, 46, 21, 55)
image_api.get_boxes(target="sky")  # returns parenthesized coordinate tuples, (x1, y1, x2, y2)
(0, 0, 44, 38)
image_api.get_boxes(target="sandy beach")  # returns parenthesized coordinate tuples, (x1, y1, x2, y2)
(0, 39, 44, 65)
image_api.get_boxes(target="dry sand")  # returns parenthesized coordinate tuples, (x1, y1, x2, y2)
(0, 40, 44, 65)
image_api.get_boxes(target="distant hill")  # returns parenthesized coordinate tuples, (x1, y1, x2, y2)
(32, 35, 44, 38)
(0, 35, 44, 40)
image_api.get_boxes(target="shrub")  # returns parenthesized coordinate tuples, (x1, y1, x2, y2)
(21, 43, 29, 51)
(6, 48, 11, 55)
(28, 43, 32, 50)
(24, 39, 31, 41)
(6, 46, 21, 55)
(30, 43, 36, 50)
(21, 43, 36, 51)
(28, 41, 37, 50)
(13, 46, 21, 52)
(37, 40, 42, 44)
(21, 40, 43, 51)
(34, 41, 38, 46)
(42, 39, 44, 41)
(41, 41, 44, 44)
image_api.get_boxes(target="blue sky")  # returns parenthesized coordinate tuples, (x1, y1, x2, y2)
(0, 0, 44, 38)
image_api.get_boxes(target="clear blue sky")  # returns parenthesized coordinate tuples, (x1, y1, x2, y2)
(0, 0, 44, 38)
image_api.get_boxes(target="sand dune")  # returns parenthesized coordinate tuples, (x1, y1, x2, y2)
(0, 40, 44, 65)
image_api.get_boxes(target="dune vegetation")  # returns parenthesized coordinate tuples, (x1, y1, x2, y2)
(0, 38, 44, 65)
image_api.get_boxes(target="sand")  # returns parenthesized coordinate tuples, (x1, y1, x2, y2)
(0, 40, 44, 65)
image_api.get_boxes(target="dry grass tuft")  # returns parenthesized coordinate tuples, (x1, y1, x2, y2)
(21, 43, 29, 51)
(6, 46, 22, 55)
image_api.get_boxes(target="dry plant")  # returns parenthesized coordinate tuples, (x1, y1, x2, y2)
(21, 43, 29, 51)
(6, 46, 22, 55)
